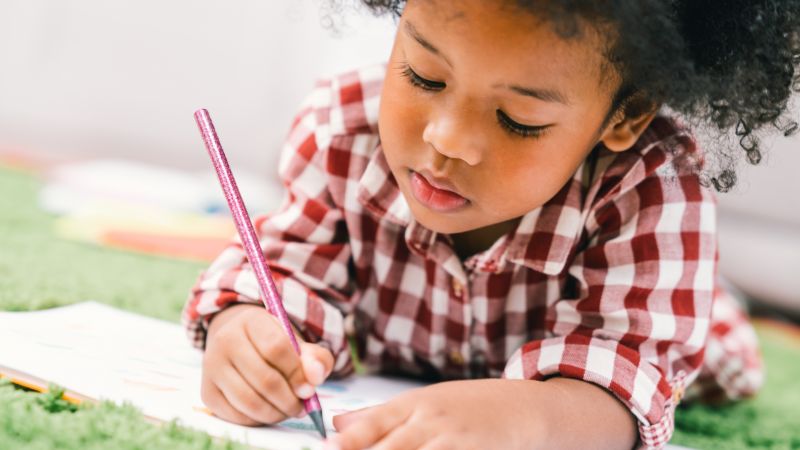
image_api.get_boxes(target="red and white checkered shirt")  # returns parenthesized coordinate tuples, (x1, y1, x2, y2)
(183, 64, 763, 449)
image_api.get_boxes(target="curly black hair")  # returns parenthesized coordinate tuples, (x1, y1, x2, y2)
(342, 0, 800, 192)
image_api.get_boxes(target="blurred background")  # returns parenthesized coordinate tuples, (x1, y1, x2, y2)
(0, 0, 797, 316)
(0, 0, 394, 170)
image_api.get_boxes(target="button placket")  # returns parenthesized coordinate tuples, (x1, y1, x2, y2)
(451, 278, 464, 298)
(447, 274, 471, 370)
(448, 348, 465, 365)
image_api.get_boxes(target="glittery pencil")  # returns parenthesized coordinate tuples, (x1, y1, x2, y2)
(193, 108, 327, 438)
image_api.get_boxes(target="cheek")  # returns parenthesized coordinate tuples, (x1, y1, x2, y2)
(481, 145, 583, 213)
(487, 163, 549, 213)
(378, 79, 427, 155)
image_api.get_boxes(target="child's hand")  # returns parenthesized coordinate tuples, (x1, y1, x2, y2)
(327, 379, 546, 450)
(201, 303, 334, 426)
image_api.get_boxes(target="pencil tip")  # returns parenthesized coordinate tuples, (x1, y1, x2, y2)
(309, 410, 327, 439)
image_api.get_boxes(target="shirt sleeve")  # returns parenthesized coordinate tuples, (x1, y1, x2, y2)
(684, 283, 763, 403)
(182, 82, 356, 374)
(502, 156, 716, 450)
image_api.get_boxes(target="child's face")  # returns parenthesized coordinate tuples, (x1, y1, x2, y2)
(378, 1, 627, 234)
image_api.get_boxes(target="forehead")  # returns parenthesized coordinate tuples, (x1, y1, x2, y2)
(402, 0, 615, 96)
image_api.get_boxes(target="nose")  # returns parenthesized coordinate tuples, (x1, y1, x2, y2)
(422, 104, 485, 166)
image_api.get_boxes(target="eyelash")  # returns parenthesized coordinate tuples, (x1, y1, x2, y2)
(400, 64, 445, 91)
(399, 63, 549, 139)
(496, 110, 549, 139)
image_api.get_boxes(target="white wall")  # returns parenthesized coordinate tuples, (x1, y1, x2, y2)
(716, 135, 800, 225)
(714, 136, 800, 312)
(0, 0, 397, 172)
(1, 0, 797, 307)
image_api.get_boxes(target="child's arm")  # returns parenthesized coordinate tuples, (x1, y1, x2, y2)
(182, 79, 356, 375)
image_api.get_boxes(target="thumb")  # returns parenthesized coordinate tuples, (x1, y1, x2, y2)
(298, 341, 334, 386)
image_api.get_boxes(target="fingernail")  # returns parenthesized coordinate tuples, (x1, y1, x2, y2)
(303, 356, 326, 385)
(295, 383, 315, 399)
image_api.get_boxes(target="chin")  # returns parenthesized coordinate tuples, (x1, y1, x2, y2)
(408, 206, 482, 234)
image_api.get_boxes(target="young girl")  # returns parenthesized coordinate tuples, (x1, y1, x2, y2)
(184, 1, 798, 449)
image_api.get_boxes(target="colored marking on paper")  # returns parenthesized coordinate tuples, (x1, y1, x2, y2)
(147, 369, 184, 380)
(319, 382, 347, 393)
(282, 422, 317, 431)
(193, 405, 214, 416)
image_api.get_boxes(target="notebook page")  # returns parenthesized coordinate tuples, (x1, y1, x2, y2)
(0, 302, 421, 450)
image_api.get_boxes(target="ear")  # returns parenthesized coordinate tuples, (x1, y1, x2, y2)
(599, 108, 658, 152)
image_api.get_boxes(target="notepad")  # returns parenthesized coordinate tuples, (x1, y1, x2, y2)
(0, 302, 423, 450)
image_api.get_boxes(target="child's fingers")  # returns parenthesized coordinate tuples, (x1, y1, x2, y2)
(200, 380, 260, 427)
(215, 363, 289, 424)
(228, 337, 305, 418)
(370, 423, 430, 450)
(245, 316, 320, 400)
(329, 404, 407, 450)
(245, 314, 298, 370)
(299, 341, 334, 386)
(416, 436, 451, 450)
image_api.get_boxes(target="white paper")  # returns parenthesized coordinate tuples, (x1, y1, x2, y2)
(0, 302, 421, 450)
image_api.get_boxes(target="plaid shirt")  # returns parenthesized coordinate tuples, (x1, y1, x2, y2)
(183, 64, 763, 449)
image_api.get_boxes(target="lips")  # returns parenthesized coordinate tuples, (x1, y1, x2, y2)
(409, 170, 469, 212)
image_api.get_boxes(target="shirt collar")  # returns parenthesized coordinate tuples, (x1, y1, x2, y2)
(356, 142, 413, 227)
(500, 171, 586, 275)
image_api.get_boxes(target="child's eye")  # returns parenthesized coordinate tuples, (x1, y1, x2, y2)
(401, 64, 445, 91)
(400, 63, 547, 139)
(496, 110, 549, 139)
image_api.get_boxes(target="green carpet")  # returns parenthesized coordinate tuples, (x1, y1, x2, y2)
(1, 166, 799, 449)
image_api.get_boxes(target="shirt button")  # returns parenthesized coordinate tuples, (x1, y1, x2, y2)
(448, 349, 465, 365)
(672, 384, 685, 403)
(343, 313, 356, 335)
(451, 279, 464, 297)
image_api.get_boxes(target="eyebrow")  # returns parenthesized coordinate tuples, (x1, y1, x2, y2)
(404, 20, 570, 105)
(404, 21, 452, 67)
(501, 84, 571, 105)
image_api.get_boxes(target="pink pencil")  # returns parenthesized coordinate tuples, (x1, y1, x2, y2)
(194, 108, 327, 438)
